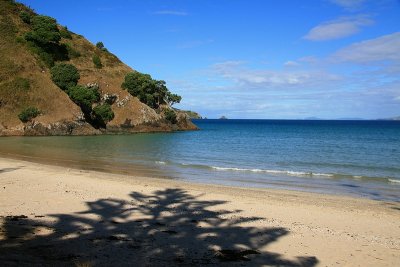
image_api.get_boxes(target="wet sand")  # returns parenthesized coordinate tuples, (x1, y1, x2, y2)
(0, 157, 399, 266)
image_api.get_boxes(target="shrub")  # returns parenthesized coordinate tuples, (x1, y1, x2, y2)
(24, 15, 70, 67)
(92, 54, 102, 69)
(25, 15, 60, 45)
(60, 27, 72, 39)
(93, 104, 114, 123)
(96, 42, 104, 49)
(67, 85, 100, 111)
(19, 11, 31, 24)
(65, 43, 81, 58)
(15, 35, 25, 44)
(18, 107, 40, 122)
(13, 77, 30, 91)
(50, 63, 80, 90)
(164, 109, 177, 124)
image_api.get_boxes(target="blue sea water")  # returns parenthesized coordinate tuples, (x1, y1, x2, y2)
(0, 119, 399, 201)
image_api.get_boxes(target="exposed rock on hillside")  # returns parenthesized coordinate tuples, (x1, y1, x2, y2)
(0, 0, 197, 136)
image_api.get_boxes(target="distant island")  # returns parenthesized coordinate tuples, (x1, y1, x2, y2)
(378, 116, 400, 121)
(219, 116, 228, 120)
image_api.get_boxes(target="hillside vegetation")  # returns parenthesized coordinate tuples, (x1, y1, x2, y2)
(0, 0, 197, 136)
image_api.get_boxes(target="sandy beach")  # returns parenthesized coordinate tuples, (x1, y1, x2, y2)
(0, 157, 399, 266)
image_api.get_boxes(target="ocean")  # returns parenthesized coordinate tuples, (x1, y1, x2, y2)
(0, 119, 399, 201)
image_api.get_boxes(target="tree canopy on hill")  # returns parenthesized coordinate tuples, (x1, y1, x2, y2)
(50, 63, 80, 90)
(67, 85, 100, 112)
(24, 15, 69, 67)
(25, 15, 60, 44)
(121, 72, 181, 109)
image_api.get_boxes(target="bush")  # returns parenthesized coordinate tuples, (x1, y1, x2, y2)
(60, 27, 72, 39)
(122, 72, 182, 109)
(18, 107, 40, 122)
(13, 77, 30, 91)
(65, 43, 81, 58)
(92, 54, 102, 69)
(96, 42, 104, 49)
(15, 35, 26, 44)
(24, 15, 70, 67)
(93, 104, 114, 123)
(67, 85, 100, 111)
(164, 109, 177, 124)
(19, 11, 31, 24)
(25, 15, 60, 45)
(50, 63, 80, 90)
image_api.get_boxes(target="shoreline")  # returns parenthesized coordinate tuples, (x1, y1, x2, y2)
(1, 157, 399, 266)
(1, 150, 399, 203)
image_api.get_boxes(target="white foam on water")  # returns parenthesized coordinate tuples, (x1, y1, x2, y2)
(211, 166, 334, 178)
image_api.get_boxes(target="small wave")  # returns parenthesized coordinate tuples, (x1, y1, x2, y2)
(312, 173, 334, 177)
(211, 166, 334, 177)
(155, 161, 167, 165)
(388, 179, 400, 184)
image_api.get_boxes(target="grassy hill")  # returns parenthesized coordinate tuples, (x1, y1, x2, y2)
(0, 0, 197, 136)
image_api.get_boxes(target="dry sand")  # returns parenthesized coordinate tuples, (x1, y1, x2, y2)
(0, 157, 399, 266)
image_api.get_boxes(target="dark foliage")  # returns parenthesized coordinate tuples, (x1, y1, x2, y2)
(24, 15, 69, 67)
(65, 43, 81, 58)
(50, 63, 80, 90)
(19, 11, 31, 24)
(93, 104, 114, 126)
(92, 54, 102, 69)
(164, 109, 177, 124)
(60, 27, 72, 39)
(122, 71, 181, 109)
(18, 107, 40, 122)
(67, 85, 100, 112)
(96, 41, 104, 49)
(24, 15, 60, 45)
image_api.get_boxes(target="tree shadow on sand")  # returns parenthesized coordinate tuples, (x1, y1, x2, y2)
(0, 188, 318, 266)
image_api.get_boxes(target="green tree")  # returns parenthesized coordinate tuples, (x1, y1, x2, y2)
(25, 15, 60, 45)
(67, 85, 100, 111)
(96, 42, 104, 49)
(50, 63, 80, 90)
(122, 72, 181, 109)
(19, 11, 31, 24)
(166, 92, 182, 106)
(92, 54, 102, 69)
(18, 107, 40, 122)
(93, 104, 114, 123)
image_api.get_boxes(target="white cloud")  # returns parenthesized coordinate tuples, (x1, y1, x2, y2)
(284, 61, 300, 67)
(330, 0, 367, 9)
(152, 10, 188, 16)
(212, 61, 340, 87)
(333, 32, 400, 63)
(304, 15, 373, 41)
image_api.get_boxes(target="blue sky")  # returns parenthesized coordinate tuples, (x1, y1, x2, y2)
(20, 0, 400, 119)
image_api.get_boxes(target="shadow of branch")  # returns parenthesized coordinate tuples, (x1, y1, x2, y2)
(0, 188, 318, 266)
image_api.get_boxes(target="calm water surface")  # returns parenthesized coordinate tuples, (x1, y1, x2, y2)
(0, 119, 399, 201)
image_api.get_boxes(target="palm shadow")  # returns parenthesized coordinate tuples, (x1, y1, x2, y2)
(0, 188, 318, 266)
